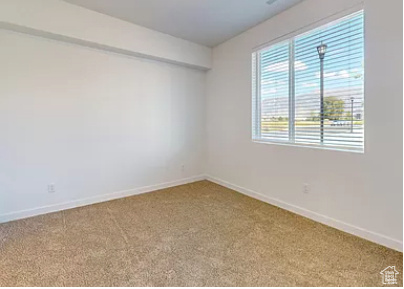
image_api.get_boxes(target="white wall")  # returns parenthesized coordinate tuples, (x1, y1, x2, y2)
(0, 0, 212, 70)
(0, 29, 206, 218)
(206, 0, 403, 251)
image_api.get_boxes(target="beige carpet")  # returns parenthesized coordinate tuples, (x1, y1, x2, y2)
(0, 181, 402, 286)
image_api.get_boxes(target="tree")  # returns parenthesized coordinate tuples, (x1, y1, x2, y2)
(308, 111, 319, 121)
(277, 116, 288, 122)
(344, 111, 352, 120)
(323, 96, 344, 120)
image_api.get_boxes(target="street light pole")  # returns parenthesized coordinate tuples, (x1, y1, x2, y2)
(317, 43, 327, 143)
(350, 97, 354, 133)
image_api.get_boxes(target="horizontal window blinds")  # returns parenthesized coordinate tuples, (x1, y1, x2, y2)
(294, 11, 364, 149)
(252, 10, 364, 152)
(257, 41, 290, 140)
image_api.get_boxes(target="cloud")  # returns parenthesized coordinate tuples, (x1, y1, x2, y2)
(337, 70, 350, 78)
(295, 61, 308, 71)
(261, 79, 286, 86)
(302, 83, 318, 88)
(262, 88, 277, 94)
(265, 61, 288, 73)
(265, 60, 307, 73)
(315, 69, 354, 80)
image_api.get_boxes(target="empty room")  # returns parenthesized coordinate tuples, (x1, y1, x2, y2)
(0, 0, 402, 287)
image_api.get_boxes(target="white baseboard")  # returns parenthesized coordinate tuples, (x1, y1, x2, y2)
(206, 175, 403, 252)
(2, 173, 402, 252)
(0, 175, 205, 224)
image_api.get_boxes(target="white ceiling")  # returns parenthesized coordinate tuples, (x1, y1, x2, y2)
(64, 0, 303, 47)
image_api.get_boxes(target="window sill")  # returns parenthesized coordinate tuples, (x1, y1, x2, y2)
(252, 138, 364, 154)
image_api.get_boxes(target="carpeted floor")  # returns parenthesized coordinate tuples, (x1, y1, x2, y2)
(0, 181, 402, 286)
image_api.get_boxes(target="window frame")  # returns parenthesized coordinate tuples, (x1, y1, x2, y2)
(252, 8, 365, 153)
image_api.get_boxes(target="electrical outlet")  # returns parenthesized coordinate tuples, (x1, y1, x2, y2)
(303, 183, 310, 194)
(181, 165, 185, 172)
(48, 184, 56, 194)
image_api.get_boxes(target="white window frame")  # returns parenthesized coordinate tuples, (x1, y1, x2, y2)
(252, 8, 365, 153)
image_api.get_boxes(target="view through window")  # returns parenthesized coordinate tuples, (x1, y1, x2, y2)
(252, 11, 364, 152)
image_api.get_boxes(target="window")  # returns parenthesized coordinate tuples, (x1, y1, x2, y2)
(252, 11, 364, 152)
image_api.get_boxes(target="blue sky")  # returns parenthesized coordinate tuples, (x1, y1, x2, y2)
(259, 11, 364, 107)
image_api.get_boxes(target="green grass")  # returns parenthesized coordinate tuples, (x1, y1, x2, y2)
(261, 120, 364, 132)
